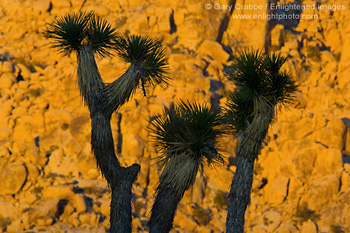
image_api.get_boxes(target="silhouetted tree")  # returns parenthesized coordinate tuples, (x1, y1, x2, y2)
(148, 101, 224, 232)
(224, 50, 297, 233)
(44, 12, 168, 233)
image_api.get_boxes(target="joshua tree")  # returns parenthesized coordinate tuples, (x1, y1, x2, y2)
(224, 50, 297, 233)
(44, 12, 168, 233)
(148, 101, 224, 232)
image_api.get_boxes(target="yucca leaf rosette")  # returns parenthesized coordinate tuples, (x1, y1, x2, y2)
(86, 14, 118, 58)
(150, 101, 223, 195)
(43, 11, 118, 57)
(43, 12, 92, 55)
(149, 101, 224, 232)
(104, 35, 169, 113)
(224, 50, 297, 160)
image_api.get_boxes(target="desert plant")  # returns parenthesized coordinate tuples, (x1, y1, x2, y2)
(148, 101, 224, 232)
(224, 50, 297, 233)
(44, 12, 168, 233)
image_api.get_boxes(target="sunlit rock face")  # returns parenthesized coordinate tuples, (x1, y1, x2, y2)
(0, 0, 349, 232)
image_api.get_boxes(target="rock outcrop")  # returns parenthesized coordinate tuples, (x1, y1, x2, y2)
(0, 0, 349, 232)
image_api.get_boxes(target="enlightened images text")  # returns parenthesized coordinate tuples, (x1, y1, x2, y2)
(270, 3, 346, 11)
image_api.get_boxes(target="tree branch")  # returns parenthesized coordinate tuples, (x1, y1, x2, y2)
(103, 64, 142, 115)
(77, 45, 105, 115)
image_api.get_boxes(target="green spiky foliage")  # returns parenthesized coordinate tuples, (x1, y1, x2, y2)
(43, 12, 92, 55)
(224, 50, 297, 159)
(86, 14, 118, 58)
(225, 50, 297, 233)
(103, 35, 168, 113)
(262, 53, 297, 105)
(113, 34, 169, 96)
(43, 11, 118, 57)
(150, 101, 223, 195)
(149, 101, 224, 233)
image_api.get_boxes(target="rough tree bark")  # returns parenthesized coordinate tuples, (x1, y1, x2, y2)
(149, 185, 184, 233)
(226, 105, 274, 233)
(226, 152, 255, 233)
(77, 45, 140, 233)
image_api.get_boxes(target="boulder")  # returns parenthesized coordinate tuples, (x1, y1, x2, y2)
(31, 0, 51, 14)
(73, 194, 91, 213)
(42, 185, 75, 200)
(302, 174, 340, 210)
(0, 163, 27, 195)
(225, 0, 268, 49)
(312, 147, 343, 177)
(1, 61, 15, 73)
(44, 109, 73, 132)
(28, 197, 59, 225)
(0, 73, 15, 89)
(275, 222, 299, 232)
(197, 40, 229, 64)
(122, 133, 146, 157)
(270, 24, 284, 47)
(308, 119, 345, 150)
(341, 165, 350, 192)
(0, 127, 13, 139)
(279, 141, 319, 180)
(301, 219, 318, 233)
(173, 211, 198, 231)
(0, 201, 18, 220)
(264, 176, 289, 206)
(263, 210, 282, 232)
(79, 212, 100, 226)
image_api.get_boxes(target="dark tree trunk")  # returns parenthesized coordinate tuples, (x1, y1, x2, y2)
(226, 107, 273, 233)
(76, 46, 140, 233)
(149, 185, 184, 233)
(226, 155, 255, 233)
(110, 164, 140, 233)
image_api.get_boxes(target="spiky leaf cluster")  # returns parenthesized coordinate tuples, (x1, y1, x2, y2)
(224, 50, 297, 134)
(43, 12, 92, 55)
(86, 14, 118, 57)
(263, 53, 297, 105)
(150, 101, 224, 193)
(43, 11, 118, 57)
(150, 101, 223, 171)
(114, 35, 169, 91)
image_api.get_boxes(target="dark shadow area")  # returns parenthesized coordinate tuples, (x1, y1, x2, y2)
(228, 156, 238, 167)
(16, 71, 25, 82)
(270, 0, 303, 30)
(343, 155, 350, 164)
(169, 9, 177, 34)
(34, 136, 40, 148)
(0, 52, 10, 62)
(216, 0, 237, 43)
(55, 199, 68, 218)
